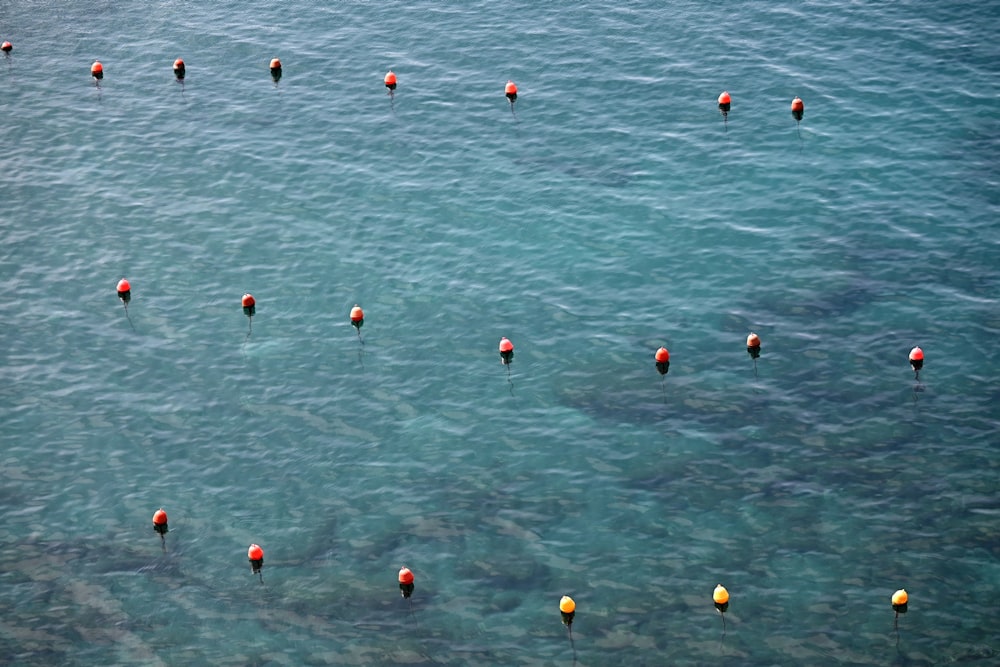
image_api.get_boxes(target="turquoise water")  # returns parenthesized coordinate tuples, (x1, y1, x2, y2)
(1, 1, 998, 665)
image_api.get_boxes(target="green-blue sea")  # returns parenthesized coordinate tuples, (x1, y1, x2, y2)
(1, 1, 998, 665)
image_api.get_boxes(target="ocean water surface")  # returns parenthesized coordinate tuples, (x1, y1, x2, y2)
(1, 1, 998, 665)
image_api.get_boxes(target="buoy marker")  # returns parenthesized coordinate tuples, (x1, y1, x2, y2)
(908, 346, 923, 380)
(559, 596, 576, 661)
(398, 566, 417, 623)
(713, 584, 730, 638)
(398, 566, 414, 598)
(384, 70, 397, 106)
(269, 58, 282, 85)
(655, 346, 670, 400)
(505, 80, 517, 113)
(747, 332, 761, 377)
(91, 60, 103, 86)
(242, 293, 255, 341)
(173, 58, 186, 85)
(499, 337, 515, 393)
(116, 278, 135, 331)
(499, 336, 514, 365)
(718, 91, 731, 131)
(248, 543, 264, 582)
(152, 508, 168, 551)
(1, 41, 11, 54)
(350, 304, 364, 344)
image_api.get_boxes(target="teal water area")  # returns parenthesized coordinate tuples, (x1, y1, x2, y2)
(1, 1, 998, 665)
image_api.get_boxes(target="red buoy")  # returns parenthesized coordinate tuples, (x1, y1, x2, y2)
(499, 336, 514, 365)
(91, 61, 104, 81)
(655, 346, 670, 375)
(248, 543, 264, 578)
(241, 293, 256, 317)
(384, 70, 397, 91)
(269, 58, 282, 83)
(152, 507, 168, 550)
(1, 41, 11, 53)
(718, 91, 731, 114)
(505, 80, 518, 99)
(173, 58, 186, 80)
(152, 508, 168, 532)
(398, 566, 415, 598)
(791, 96, 804, 122)
(909, 346, 924, 379)
(116, 278, 131, 304)
(350, 304, 364, 329)
(746, 332, 761, 359)
(505, 80, 518, 109)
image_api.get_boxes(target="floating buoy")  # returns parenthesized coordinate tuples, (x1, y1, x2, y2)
(892, 588, 908, 614)
(350, 304, 364, 330)
(116, 278, 134, 330)
(718, 91, 731, 126)
(713, 583, 729, 613)
(398, 566, 414, 598)
(654, 347, 670, 375)
(152, 508, 168, 550)
(384, 70, 397, 91)
(559, 595, 575, 626)
(116, 278, 131, 304)
(560, 596, 576, 659)
(505, 80, 518, 102)
(790, 96, 804, 122)
(1, 41, 11, 53)
(499, 336, 514, 365)
(908, 346, 923, 372)
(242, 293, 256, 317)
(746, 332, 761, 377)
(242, 293, 255, 338)
(91, 61, 104, 81)
(269, 58, 282, 83)
(248, 543, 264, 581)
(173, 58, 185, 80)
(505, 80, 517, 113)
(152, 508, 168, 535)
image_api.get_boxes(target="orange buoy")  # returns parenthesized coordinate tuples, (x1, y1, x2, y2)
(91, 61, 104, 81)
(248, 543, 264, 576)
(350, 304, 364, 330)
(269, 58, 282, 83)
(892, 588, 908, 614)
(655, 346, 670, 375)
(241, 293, 256, 317)
(747, 332, 761, 359)
(713, 584, 729, 612)
(791, 96, 804, 122)
(499, 336, 514, 365)
(152, 508, 168, 535)
(398, 566, 415, 598)
(116, 278, 131, 304)
(908, 346, 923, 372)
(1, 41, 11, 53)
(173, 58, 185, 80)
(559, 595, 576, 626)
(718, 90, 731, 115)
(505, 80, 518, 103)
(384, 70, 397, 91)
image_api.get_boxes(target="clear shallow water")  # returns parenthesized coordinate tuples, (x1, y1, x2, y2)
(1, 1, 998, 665)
